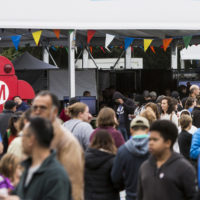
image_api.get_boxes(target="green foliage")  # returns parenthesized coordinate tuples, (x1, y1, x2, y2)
(0, 45, 43, 61)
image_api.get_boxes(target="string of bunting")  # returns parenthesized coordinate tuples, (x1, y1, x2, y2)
(87, 30, 194, 54)
(0, 29, 196, 54)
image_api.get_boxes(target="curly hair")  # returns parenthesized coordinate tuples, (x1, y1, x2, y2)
(161, 96, 174, 114)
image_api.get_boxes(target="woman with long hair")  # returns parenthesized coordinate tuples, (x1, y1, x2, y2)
(85, 130, 120, 200)
(160, 96, 178, 127)
(145, 102, 160, 119)
(90, 107, 125, 148)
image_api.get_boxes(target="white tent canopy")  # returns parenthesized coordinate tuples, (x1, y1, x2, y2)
(180, 45, 200, 60)
(1, 0, 200, 97)
(1, 0, 200, 30)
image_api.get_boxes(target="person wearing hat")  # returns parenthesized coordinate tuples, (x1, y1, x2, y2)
(111, 116, 150, 200)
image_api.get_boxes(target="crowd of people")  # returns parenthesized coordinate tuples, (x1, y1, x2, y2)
(0, 85, 200, 199)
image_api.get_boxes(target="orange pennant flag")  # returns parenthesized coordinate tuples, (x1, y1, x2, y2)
(150, 46, 156, 54)
(163, 38, 173, 52)
(89, 46, 93, 54)
(32, 30, 42, 46)
(53, 30, 60, 39)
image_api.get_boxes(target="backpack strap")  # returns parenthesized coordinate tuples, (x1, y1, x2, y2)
(70, 121, 82, 133)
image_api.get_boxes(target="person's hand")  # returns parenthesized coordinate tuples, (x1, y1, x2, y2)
(0, 195, 20, 200)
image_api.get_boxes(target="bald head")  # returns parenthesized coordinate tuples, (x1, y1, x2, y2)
(190, 85, 199, 97)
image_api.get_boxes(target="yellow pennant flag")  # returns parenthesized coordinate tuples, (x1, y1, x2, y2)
(32, 30, 42, 46)
(144, 39, 153, 52)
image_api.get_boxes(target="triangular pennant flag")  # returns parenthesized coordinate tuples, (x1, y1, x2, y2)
(89, 46, 93, 54)
(87, 30, 96, 44)
(69, 30, 74, 34)
(65, 47, 68, 53)
(53, 30, 60, 39)
(105, 34, 115, 49)
(131, 46, 134, 52)
(32, 31, 42, 46)
(100, 46, 106, 54)
(150, 46, 156, 54)
(124, 37, 134, 50)
(163, 38, 173, 52)
(183, 36, 192, 49)
(51, 46, 57, 51)
(144, 39, 153, 52)
(11, 35, 21, 50)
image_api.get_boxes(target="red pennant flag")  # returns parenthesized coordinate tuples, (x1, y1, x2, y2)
(89, 46, 93, 54)
(53, 30, 60, 39)
(163, 38, 173, 52)
(87, 30, 96, 44)
(150, 46, 156, 54)
(100, 46, 105, 54)
(131, 46, 134, 52)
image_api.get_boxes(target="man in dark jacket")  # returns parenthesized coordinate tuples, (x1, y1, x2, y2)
(111, 116, 149, 200)
(0, 117, 71, 200)
(137, 120, 197, 200)
(13, 96, 29, 112)
(113, 91, 135, 140)
(192, 95, 200, 128)
(0, 100, 17, 155)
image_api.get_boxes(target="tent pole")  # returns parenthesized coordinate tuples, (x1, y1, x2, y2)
(113, 50, 125, 69)
(68, 30, 76, 98)
(86, 47, 99, 69)
(171, 45, 178, 70)
(125, 46, 131, 69)
(45, 47, 58, 67)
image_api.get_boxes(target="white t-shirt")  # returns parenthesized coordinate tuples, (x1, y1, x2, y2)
(160, 112, 179, 127)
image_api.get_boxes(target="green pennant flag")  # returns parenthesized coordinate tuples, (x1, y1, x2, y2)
(69, 30, 74, 34)
(183, 36, 192, 49)
(66, 47, 68, 53)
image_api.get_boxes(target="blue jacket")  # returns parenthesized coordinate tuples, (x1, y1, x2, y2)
(17, 101, 29, 112)
(190, 128, 200, 159)
(111, 135, 149, 200)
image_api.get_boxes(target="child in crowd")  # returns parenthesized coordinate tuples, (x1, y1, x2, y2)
(85, 130, 120, 200)
(0, 153, 21, 195)
(137, 120, 197, 200)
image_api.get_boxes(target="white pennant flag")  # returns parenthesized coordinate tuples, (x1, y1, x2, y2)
(105, 34, 115, 49)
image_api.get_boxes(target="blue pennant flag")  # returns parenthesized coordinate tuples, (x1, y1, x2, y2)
(124, 37, 134, 50)
(51, 46, 57, 51)
(11, 35, 21, 50)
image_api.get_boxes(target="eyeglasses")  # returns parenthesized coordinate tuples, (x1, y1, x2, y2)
(32, 105, 48, 111)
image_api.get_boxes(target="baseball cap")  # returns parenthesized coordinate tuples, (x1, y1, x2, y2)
(130, 116, 150, 129)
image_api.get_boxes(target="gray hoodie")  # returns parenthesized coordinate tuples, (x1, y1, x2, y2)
(125, 136, 149, 156)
